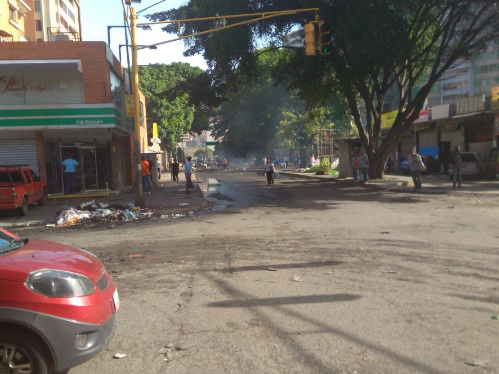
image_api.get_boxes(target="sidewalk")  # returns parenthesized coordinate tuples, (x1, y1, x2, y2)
(0, 172, 207, 228)
(279, 170, 499, 195)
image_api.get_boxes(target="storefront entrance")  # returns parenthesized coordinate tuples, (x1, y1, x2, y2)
(44, 141, 112, 194)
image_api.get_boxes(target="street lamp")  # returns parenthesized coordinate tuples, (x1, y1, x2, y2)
(107, 24, 152, 46)
(119, 44, 157, 63)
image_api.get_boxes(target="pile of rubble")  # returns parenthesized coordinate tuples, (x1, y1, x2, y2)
(52, 200, 154, 226)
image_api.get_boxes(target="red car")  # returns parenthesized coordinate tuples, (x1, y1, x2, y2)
(0, 165, 48, 216)
(0, 227, 119, 373)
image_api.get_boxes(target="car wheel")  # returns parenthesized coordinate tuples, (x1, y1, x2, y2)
(0, 331, 50, 374)
(18, 197, 28, 216)
(38, 188, 48, 206)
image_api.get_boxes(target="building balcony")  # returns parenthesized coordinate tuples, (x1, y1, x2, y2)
(47, 28, 80, 41)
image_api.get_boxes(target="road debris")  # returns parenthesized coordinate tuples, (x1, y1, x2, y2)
(53, 200, 154, 226)
(292, 276, 303, 282)
(113, 353, 127, 359)
(266, 268, 279, 271)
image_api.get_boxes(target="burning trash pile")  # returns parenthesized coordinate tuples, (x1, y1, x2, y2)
(53, 200, 154, 226)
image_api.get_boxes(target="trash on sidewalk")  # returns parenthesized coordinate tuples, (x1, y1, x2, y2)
(54, 201, 154, 226)
(179, 203, 189, 206)
(292, 276, 303, 282)
(113, 353, 127, 359)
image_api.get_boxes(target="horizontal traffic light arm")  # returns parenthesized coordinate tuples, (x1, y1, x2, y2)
(134, 8, 320, 50)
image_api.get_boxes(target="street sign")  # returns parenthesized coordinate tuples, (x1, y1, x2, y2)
(125, 95, 134, 117)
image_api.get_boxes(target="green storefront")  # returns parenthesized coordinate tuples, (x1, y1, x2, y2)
(0, 104, 133, 194)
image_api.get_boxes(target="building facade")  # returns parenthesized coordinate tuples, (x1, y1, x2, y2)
(0, 0, 35, 42)
(34, 0, 81, 42)
(0, 41, 145, 194)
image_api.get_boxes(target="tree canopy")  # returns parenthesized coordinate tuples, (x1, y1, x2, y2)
(149, 0, 499, 177)
(139, 62, 218, 151)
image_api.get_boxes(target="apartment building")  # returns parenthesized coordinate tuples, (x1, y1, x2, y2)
(0, 0, 35, 41)
(34, 0, 81, 41)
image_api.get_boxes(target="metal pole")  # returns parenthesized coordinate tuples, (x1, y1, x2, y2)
(131, 7, 145, 208)
(107, 26, 111, 45)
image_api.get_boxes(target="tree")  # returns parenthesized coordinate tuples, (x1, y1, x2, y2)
(194, 147, 213, 158)
(139, 63, 218, 152)
(150, 0, 499, 178)
(212, 49, 304, 157)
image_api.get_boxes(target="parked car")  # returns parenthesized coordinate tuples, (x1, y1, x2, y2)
(0, 227, 119, 374)
(485, 147, 499, 180)
(449, 152, 484, 179)
(0, 165, 48, 216)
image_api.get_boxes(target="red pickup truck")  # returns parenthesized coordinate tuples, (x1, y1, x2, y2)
(0, 165, 48, 216)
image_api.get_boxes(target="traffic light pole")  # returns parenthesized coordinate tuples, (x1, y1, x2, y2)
(131, 7, 145, 208)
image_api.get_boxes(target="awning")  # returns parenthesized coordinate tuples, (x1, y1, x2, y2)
(413, 123, 431, 132)
(0, 59, 82, 73)
(452, 111, 483, 119)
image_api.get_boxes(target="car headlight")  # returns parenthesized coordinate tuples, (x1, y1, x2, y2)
(26, 270, 95, 297)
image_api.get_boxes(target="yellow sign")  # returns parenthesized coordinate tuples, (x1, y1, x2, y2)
(380, 110, 398, 129)
(492, 86, 499, 111)
(125, 95, 134, 117)
(153, 122, 158, 139)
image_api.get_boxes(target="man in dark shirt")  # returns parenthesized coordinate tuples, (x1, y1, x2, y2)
(171, 158, 180, 183)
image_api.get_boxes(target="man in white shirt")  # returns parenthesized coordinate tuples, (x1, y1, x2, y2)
(408, 148, 425, 192)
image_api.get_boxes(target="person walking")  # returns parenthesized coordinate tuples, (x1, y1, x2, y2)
(407, 148, 425, 192)
(263, 158, 275, 185)
(171, 158, 180, 183)
(295, 154, 300, 168)
(450, 146, 463, 189)
(169, 157, 174, 180)
(61, 154, 78, 195)
(359, 148, 369, 184)
(141, 156, 151, 194)
(185, 156, 193, 194)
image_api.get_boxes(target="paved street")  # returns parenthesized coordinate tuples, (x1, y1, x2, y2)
(12, 170, 499, 374)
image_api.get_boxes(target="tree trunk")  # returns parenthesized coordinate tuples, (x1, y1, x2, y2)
(369, 154, 387, 180)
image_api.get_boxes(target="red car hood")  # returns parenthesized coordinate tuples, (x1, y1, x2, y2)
(0, 239, 104, 282)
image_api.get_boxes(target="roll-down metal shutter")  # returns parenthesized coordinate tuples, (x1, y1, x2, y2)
(0, 139, 39, 174)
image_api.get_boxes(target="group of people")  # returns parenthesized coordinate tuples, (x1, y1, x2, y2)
(350, 148, 370, 184)
(166, 157, 194, 194)
(350, 146, 463, 192)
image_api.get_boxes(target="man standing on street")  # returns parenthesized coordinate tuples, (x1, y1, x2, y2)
(450, 146, 463, 189)
(171, 158, 179, 183)
(408, 148, 425, 192)
(141, 156, 151, 195)
(359, 148, 369, 184)
(62, 154, 78, 195)
(185, 156, 193, 194)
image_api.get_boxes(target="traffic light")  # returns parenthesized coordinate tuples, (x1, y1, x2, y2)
(304, 22, 316, 56)
(319, 22, 332, 55)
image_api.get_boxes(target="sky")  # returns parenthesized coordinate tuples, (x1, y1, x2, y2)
(80, 0, 208, 70)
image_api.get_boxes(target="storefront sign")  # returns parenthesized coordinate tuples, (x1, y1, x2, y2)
(125, 95, 134, 117)
(414, 108, 429, 123)
(0, 74, 53, 97)
(492, 86, 499, 111)
(381, 110, 398, 129)
(76, 119, 105, 125)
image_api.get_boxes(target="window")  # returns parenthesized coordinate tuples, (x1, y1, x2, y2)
(59, 0, 66, 13)
(9, 7, 16, 21)
(490, 64, 496, 72)
(481, 65, 488, 73)
(61, 18, 68, 29)
(36, 20, 43, 32)
(35, 1, 41, 12)
(68, 9, 75, 21)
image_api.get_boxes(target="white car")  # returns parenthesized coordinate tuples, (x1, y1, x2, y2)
(449, 152, 484, 178)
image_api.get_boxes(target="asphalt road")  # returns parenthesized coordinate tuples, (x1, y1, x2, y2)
(15, 170, 499, 374)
